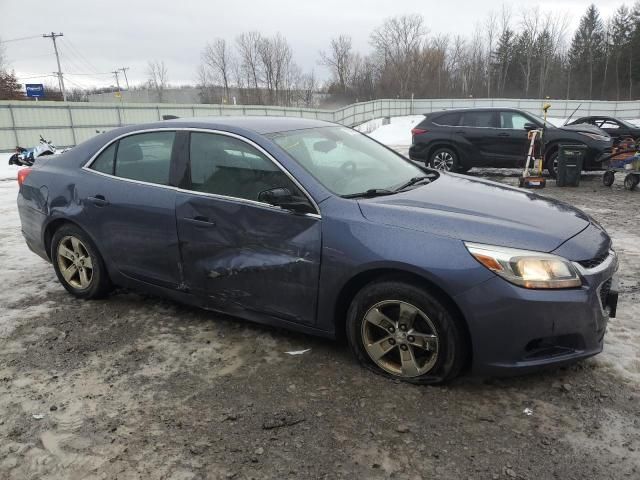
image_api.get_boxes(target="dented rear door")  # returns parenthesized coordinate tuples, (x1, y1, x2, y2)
(175, 192, 321, 325)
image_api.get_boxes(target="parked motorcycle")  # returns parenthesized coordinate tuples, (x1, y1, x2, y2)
(8, 135, 66, 166)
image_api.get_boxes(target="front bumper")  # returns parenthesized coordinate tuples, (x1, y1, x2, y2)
(454, 252, 618, 376)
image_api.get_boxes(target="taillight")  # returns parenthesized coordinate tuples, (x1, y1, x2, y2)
(411, 128, 428, 136)
(17, 168, 32, 187)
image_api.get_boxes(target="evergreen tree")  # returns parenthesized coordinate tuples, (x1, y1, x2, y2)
(610, 5, 633, 99)
(568, 4, 606, 99)
(0, 70, 22, 100)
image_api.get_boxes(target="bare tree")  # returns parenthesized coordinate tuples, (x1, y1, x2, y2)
(147, 60, 168, 102)
(485, 13, 498, 97)
(202, 39, 234, 102)
(0, 36, 7, 72)
(518, 8, 541, 97)
(370, 15, 427, 97)
(319, 35, 353, 94)
(537, 12, 569, 97)
(237, 32, 263, 104)
(299, 70, 317, 107)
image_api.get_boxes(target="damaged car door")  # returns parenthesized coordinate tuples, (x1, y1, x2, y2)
(175, 131, 321, 325)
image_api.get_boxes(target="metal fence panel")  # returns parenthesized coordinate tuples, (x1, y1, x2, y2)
(2, 98, 640, 151)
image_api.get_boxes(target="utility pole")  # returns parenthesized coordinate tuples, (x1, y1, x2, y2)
(112, 70, 122, 92)
(120, 67, 130, 90)
(43, 32, 67, 101)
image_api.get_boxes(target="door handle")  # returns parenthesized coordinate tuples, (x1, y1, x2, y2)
(455, 131, 465, 135)
(88, 195, 109, 207)
(184, 216, 216, 227)
(497, 133, 510, 137)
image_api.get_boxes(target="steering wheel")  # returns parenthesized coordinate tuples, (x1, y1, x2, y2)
(341, 161, 357, 176)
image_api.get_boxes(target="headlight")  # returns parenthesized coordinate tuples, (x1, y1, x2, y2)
(579, 132, 610, 142)
(465, 242, 582, 289)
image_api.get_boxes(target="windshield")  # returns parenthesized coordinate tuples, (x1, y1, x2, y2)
(269, 127, 428, 196)
(618, 118, 638, 129)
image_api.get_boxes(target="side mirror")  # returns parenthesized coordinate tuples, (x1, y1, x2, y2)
(524, 122, 538, 131)
(258, 187, 316, 215)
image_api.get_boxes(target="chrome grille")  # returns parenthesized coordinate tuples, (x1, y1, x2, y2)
(599, 278, 612, 307)
(578, 251, 609, 269)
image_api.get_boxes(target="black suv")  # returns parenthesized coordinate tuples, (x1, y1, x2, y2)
(409, 108, 613, 176)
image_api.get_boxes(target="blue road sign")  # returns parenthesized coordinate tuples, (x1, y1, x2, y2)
(25, 84, 45, 98)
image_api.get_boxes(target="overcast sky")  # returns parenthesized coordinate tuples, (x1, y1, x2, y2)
(0, 0, 624, 90)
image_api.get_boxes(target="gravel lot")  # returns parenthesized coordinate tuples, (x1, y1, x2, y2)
(1, 157, 639, 480)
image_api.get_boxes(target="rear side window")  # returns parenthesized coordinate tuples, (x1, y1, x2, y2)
(189, 132, 301, 202)
(460, 111, 496, 128)
(434, 113, 460, 126)
(91, 142, 116, 175)
(114, 132, 175, 185)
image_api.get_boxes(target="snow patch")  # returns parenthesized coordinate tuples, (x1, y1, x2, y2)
(0, 153, 59, 338)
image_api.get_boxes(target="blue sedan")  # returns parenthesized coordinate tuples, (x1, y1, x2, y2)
(17, 117, 619, 384)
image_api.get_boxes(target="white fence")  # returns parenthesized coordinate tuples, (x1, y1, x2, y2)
(2, 98, 640, 151)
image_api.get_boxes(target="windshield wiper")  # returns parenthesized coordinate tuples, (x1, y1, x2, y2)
(341, 188, 395, 199)
(393, 176, 431, 192)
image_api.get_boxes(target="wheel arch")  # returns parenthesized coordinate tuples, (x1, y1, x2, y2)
(332, 268, 472, 367)
(43, 218, 95, 261)
(427, 143, 462, 164)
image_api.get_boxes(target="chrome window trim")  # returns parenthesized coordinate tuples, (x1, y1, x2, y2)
(81, 127, 321, 218)
(432, 111, 543, 130)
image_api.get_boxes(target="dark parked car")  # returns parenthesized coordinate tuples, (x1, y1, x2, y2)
(17, 117, 619, 384)
(567, 116, 640, 143)
(409, 108, 613, 176)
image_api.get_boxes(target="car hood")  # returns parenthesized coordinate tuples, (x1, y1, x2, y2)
(559, 123, 608, 136)
(358, 174, 591, 253)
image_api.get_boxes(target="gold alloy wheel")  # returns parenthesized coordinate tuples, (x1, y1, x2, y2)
(57, 236, 94, 290)
(361, 300, 440, 378)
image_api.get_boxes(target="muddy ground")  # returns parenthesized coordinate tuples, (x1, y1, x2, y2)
(1, 162, 639, 480)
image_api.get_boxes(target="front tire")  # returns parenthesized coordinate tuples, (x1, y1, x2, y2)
(346, 280, 467, 384)
(545, 151, 559, 178)
(51, 225, 111, 299)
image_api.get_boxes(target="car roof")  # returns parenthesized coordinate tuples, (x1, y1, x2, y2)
(157, 116, 335, 134)
(426, 107, 527, 116)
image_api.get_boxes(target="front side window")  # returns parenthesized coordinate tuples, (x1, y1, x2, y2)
(500, 112, 531, 130)
(114, 131, 175, 185)
(189, 132, 302, 202)
(270, 127, 427, 196)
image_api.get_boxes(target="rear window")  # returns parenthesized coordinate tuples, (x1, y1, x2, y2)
(460, 111, 496, 128)
(433, 113, 460, 126)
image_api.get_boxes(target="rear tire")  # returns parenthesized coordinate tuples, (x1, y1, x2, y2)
(603, 171, 615, 187)
(624, 173, 639, 191)
(51, 225, 111, 299)
(429, 147, 460, 172)
(346, 279, 467, 385)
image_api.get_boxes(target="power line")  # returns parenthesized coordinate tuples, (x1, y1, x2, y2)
(2, 35, 42, 43)
(60, 38, 102, 75)
(42, 32, 67, 101)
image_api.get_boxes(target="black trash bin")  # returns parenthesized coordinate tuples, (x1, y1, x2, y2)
(556, 144, 587, 187)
